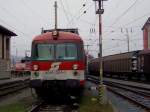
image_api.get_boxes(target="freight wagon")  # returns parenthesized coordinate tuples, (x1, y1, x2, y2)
(88, 50, 150, 81)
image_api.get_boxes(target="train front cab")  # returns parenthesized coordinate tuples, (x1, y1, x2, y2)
(30, 31, 85, 97)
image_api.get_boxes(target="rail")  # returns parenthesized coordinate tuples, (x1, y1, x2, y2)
(0, 78, 29, 97)
(86, 75, 150, 110)
(29, 101, 78, 112)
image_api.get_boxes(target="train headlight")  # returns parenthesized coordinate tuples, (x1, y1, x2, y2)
(52, 30, 59, 40)
(73, 64, 78, 70)
(33, 65, 39, 71)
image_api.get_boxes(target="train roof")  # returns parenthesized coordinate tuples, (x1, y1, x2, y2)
(103, 50, 141, 60)
(33, 31, 82, 42)
(89, 58, 100, 63)
(89, 50, 141, 62)
(43, 28, 79, 34)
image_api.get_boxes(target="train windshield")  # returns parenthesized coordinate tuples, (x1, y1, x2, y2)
(34, 43, 78, 61)
(37, 44, 54, 60)
(56, 43, 77, 60)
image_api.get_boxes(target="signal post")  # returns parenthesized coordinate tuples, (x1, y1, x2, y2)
(93, 0, 108, 104)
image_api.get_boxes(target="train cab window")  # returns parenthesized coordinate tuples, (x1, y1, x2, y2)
(56, 44, 66, 59)
(56, 43, 77, 60)
(66, 44, 77, 58)
(37, 44, 54, 60)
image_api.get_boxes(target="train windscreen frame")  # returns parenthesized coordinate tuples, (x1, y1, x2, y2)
(32, 43, 81, 61)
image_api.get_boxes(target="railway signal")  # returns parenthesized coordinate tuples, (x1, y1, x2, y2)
(92, 0, 108, 104)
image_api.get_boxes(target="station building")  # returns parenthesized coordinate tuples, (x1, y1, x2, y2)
(142, 17, 150, 50)
(0, 25, 17, 79)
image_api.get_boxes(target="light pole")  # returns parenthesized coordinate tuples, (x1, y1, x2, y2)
(93, 0, 108, 104)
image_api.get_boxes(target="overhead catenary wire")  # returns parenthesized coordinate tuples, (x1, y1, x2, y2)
(121, 11, 150, 27)
(0, 5, 37, 35)
(63, 0, 74, 24)
(104, 0, 122, 23)
(88, 0, 144, 56)
(56, 0, 97, 30)
(66, 2, 94, 27)
(21, 0, 48, 26)
(60, 0, 70, 25)
(110, 0, 139, 27)
(0, 17, 32, 37)
(75, 2, 94, 21)
(66, 3, 87, 27)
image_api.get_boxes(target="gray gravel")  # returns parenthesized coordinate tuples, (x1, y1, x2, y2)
(0, 87, 37, 106)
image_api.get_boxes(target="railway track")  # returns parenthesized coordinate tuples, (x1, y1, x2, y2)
(87, 75, 150, 110)
(0, 78, 29, 97)
(29, 101, 78, 112)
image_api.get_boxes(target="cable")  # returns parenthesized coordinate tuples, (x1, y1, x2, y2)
(110, 0, 139, 27)
(122, 12, 150, 27)
(0, 17, 32, 37)
(66, 2, 94, 27)
(0, 6, 24, 26)
(0, 6, 36, 35)
(76, 2, 94, 21)
(61, 0, 91, 24)
(63, 0, 73, 23)
(21, 0, 48, 25)
(60, 0, 70, 25)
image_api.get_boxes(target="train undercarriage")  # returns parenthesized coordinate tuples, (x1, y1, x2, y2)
(104, 72, 150, 82)
(30, 79, 84, 99)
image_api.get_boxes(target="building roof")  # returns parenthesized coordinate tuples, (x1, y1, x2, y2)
(142, 17, 150, 30)
(0, 25, 17, 36)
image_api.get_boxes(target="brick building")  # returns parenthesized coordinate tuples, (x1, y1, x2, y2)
(0, 25, 17, 79)
(142, 17, 150, 50)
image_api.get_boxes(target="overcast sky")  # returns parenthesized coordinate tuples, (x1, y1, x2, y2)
(0, 0, 149, 57)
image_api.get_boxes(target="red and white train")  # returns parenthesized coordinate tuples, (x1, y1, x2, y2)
(30, 29, 86, 97)
(11, 57, 31, 77)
